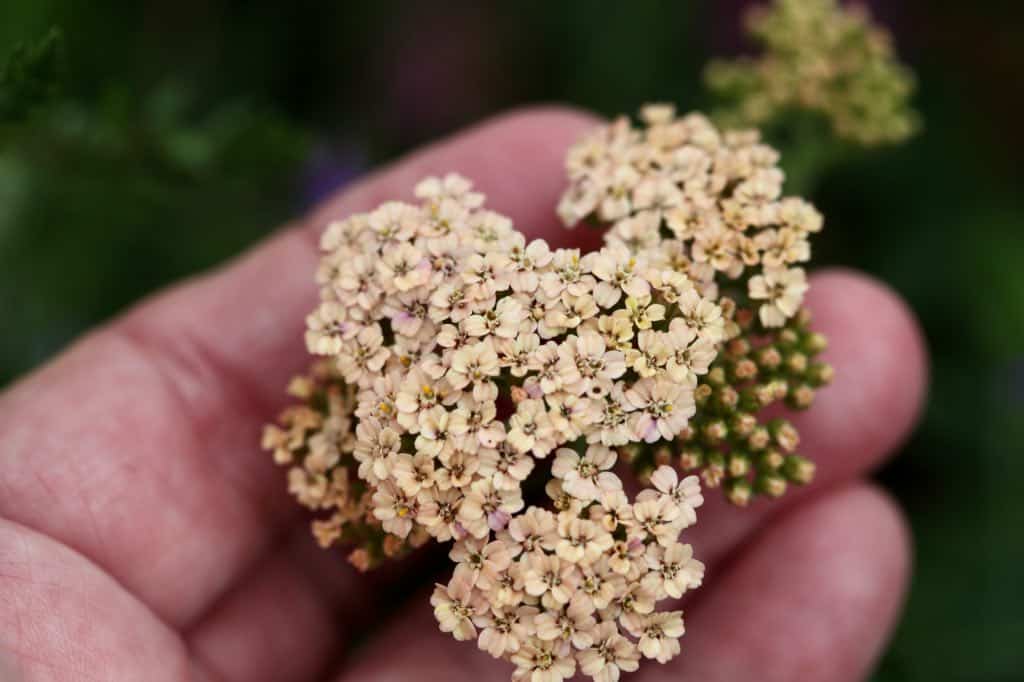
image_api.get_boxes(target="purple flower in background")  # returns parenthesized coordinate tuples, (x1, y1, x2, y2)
(300, 143, 365, 210)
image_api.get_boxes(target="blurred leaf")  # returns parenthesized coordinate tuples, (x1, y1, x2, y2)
(0, 26, 62, 121)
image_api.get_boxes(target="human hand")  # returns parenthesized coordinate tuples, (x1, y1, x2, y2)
(0, 108, 926, 682)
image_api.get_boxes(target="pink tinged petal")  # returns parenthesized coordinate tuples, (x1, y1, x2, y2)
(637, 415, 660, 443)
(488, 509, 512, 531)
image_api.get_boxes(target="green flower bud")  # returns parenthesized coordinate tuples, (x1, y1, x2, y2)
(748, 425, 772, 451)
(807, 361, 835, 386)
(703, 419, 729, 446)
(785, 351, 808, 374)
(704, 452, 726, 489)
(786, 383, 816, 409)
(725, 478, 753, 506)
(757, 449, 786, 471)
(731, 412, 758, 438)
(803, 332, 828, 355)
(728, 452, 752, 478)
(679, 446, 704, 471)
(755, 473, 787, 498)
(756, 346, 783, 371)
(782, 454, 816, 484)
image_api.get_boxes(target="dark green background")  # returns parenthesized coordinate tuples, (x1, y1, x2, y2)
(1, 2, 1020, 679)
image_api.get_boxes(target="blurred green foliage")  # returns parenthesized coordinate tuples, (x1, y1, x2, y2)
(0, 27, 62, 121)
(0, 1, 1020, 680)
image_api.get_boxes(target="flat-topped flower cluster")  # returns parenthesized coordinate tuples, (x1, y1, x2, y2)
(303, 173, 723, 550)
(434, 465, 703, 681)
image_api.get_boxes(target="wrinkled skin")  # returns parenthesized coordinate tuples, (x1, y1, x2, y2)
(0, 108, 927, 682)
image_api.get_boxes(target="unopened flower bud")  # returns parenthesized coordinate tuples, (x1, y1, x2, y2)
(727, 453, 751, 477)
(748, 425, 771, 451)
(732, 358, 759, 381)
(785, 351, 808, 374)
(703, 453, 726, 488)
(756, 346, 783, 370)
(808, 361, 835, 386)
(716, 385, 740, 411)
(795, 308, 813, 328)
(679, 446, 704, 470)
(782, 454, 816, 484)
(752, 383, 776, 407)
(731, 412, 758, 438)
(725, 478, 752, 506)
(803, 332, 828, 355)
(755, 473, 787, 498)
(769, 419, 800, 452)
(727, 337, 751, 357)
(703, 419, 729, 445)
(757, 449, 785, 471)
(778, 328, 800, 350)
(787, 384, 816, 409)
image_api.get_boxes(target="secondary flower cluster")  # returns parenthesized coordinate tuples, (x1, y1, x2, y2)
(433, 465, 704, 682)
(556, 106, 832, 503)
(302, 173, 723, 550)
(705, 0, 918, 146)
(558, 104, 818, 330)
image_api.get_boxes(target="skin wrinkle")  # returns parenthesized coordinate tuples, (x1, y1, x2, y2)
(109, 320, 282, 528)
(186, 532, 346, 682)
(0, 519, 192, 681)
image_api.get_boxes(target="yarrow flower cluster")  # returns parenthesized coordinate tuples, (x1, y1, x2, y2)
(303, 171, 722, 549)
(705, 0, 918, 146)
(263, 104, 835, 679)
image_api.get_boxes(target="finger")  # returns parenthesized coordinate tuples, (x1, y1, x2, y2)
(0, 518, 192, 681)
(637, 484, 911, 681)
(0, 106, 602, 630)
(683, 267, 927, 569)
(329, 483, 909, 682)
(187, 530, 345, 682)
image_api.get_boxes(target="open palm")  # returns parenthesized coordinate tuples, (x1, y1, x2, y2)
(0, 108, 926, 682)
